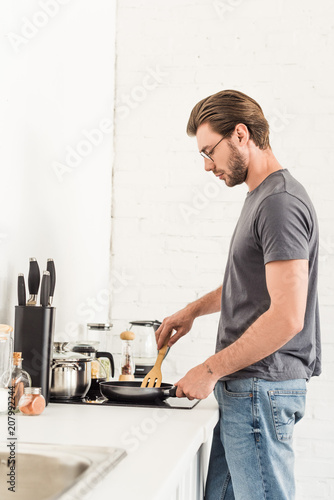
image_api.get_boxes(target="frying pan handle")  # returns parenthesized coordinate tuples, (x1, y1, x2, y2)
(164, 386, 177, 398)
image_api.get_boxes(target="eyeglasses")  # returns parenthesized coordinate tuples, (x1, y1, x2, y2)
(200, 136, 225, 162)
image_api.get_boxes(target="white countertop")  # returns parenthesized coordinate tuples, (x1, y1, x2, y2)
(0, 393, 219, 500)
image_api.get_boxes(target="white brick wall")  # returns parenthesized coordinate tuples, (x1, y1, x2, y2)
(111, 0, 334, 496)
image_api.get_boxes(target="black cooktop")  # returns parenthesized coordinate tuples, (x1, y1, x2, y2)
(50, 397, 200, 410)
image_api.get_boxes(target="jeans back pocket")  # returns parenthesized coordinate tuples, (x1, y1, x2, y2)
(268, 389, 306, 441)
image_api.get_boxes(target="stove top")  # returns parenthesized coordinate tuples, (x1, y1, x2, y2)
(50, 397, 199, 410)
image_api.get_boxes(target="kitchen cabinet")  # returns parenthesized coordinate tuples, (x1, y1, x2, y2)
(0, 395, 218, 500)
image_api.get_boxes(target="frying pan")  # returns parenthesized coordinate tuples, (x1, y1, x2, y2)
(99, 381, 177, 403)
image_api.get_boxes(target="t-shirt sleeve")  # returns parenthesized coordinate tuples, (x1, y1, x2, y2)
(254, 192, 312, 265)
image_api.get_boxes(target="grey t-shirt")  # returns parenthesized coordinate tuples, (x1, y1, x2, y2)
(216, 169, 321, 381)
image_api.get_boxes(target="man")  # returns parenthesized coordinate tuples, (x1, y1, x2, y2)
(155, 90, 321, 500)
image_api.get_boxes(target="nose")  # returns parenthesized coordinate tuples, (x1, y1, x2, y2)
(204, 158, 214, 172)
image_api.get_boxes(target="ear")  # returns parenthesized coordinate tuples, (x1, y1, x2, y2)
(235, 124, 249, 145)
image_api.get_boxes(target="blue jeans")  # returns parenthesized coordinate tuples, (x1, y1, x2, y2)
(204, 378, 307, 500)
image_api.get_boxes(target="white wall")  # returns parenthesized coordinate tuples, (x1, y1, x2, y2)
(111, 0, 334, 497)
(0, 0, 116, 340)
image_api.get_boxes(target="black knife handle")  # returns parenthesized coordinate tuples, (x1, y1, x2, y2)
(40, 271, 50, 307)
(28, 258, 40, 295)
(46, 259, 56, 300)
(17, 274, 26, 306)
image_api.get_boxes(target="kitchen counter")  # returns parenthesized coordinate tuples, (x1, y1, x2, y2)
(0, 394, 219, 500)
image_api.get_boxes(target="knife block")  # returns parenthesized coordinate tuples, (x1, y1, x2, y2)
(14, 306, 56, 405)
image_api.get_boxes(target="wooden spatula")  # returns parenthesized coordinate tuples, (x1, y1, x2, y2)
(141, 334, 171, 388)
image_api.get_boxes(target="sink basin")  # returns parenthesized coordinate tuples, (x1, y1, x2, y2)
(0, 441, 126, 499)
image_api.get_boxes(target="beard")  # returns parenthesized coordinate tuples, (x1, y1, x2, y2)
(224, 140, 248, 187)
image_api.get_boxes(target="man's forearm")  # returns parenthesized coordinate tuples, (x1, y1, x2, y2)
(186, 286, 222, 318)
(205, 306, 301, 379)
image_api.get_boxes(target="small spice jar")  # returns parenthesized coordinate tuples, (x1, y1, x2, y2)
(119, 331, 135, 381)
(18, 387, 46, 416)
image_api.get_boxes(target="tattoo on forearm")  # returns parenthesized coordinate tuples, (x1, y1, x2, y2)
(203, 362, 214, 375)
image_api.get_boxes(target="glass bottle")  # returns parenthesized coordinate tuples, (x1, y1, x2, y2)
(10, 352, 32, 412)
(18, 387, 46, 416)
(119, 331, 135, 381)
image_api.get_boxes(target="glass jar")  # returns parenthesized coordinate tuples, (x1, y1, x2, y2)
(84, 324, 113, 379)
(71, 344, 114, 400)
(18, 387, 46, 416)
(119, 331, 135, 381)
(86, 323, 112, 351)
(10, 352, 32, 412)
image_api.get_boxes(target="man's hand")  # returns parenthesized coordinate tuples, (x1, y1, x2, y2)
(156, 306, 196, 350)
(156, 286, 222, 349)
(174, 362, 219, 400)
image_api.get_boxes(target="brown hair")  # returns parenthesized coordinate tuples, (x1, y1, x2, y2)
(187, 89, 270, 150)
